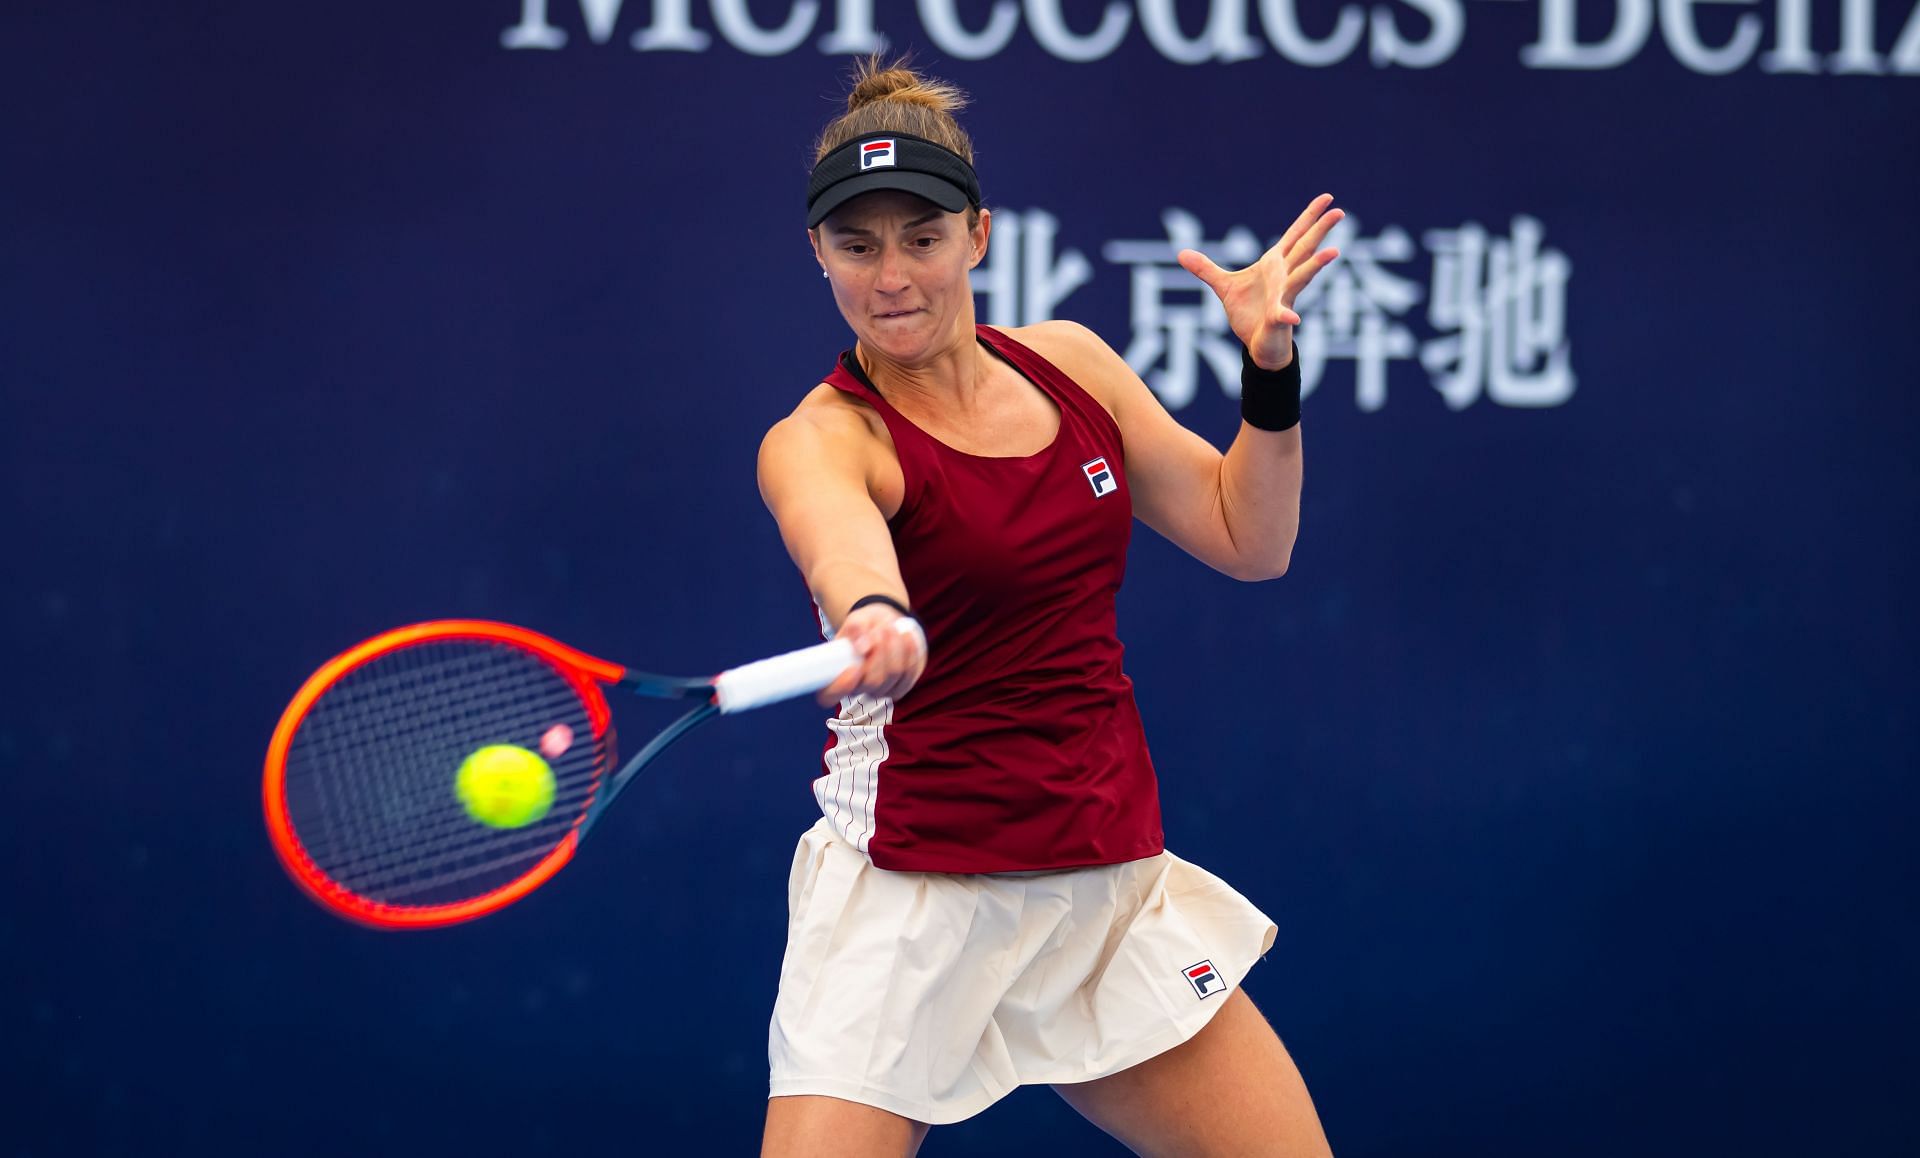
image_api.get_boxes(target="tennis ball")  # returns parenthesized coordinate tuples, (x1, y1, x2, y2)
(454, 744, 555, 829)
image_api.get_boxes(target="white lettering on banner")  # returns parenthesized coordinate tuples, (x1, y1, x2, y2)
(1138, 0, 1263, 64)
(502, 0, 713, 50)
(989, 209, 1575, 414)
(1832, 0, 1885, 71)
(632, 0, 712, 50)
(1421, 217, 1575, 409)
(1026, 0, 1134, 62)
(503, 0, 618, 47)
(1898, 1, 1920, 70)
(1258, 0, 1368, 67)
(1291, 217, 1423, 411)
(710, 0, 817, 56)
(1521, 0, 1655, 69)
(1371, 0, 1466, 68)
(1660, 0, 1764, 75)
(818, 0, 883, 53)
(1519, 0, 1920, 73)
(919, 0, 1022, 60)
(1760, 0, 1819, 71)
(1103, 211, 1264, 410)
(971, 210, 1094, 328)
(499, 0, 1920, 74)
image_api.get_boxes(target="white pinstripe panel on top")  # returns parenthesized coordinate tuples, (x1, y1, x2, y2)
(810, 601, 891, 853)
(816, 692, 892, 856)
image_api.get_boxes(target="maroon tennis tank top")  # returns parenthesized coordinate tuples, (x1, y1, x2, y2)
(811, 324, 1164, 873)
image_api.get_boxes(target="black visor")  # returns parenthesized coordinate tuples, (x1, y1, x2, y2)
(806, 132, 982, 228)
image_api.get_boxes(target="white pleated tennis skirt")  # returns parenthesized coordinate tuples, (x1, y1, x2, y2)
(767, 817, 1278, 1125)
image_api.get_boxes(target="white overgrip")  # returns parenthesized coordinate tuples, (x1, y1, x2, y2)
(712, 638, 858, 714)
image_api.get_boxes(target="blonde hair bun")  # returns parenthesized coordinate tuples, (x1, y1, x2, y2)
(814, 54, 976, 168)
(846, 60, 968, 116)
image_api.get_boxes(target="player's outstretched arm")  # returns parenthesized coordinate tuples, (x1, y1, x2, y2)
(757, 402, 927, 704)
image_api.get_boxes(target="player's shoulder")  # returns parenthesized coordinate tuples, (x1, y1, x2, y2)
(761, 382, 885, 462)
(994, 320, 1133, 409)
(996, 318, 1110, 362)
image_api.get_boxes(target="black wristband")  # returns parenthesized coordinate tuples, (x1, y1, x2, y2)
(1240, 343, 1303, 432)
(848, 593, 913, 619)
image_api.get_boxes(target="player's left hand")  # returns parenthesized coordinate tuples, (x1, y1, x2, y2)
(1177, 193, 1343, 371)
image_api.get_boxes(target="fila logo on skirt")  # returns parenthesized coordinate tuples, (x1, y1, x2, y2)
(1183, 959, 1225, 999)
(1081, 457, 1118, 498)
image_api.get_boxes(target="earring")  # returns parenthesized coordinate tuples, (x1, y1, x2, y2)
(822, 270, 829, 279)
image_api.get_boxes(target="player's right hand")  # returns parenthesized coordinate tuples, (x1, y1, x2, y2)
(818, 604, 927, 706)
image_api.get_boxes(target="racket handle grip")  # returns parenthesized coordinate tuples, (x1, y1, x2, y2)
(713, 638, 858, 714)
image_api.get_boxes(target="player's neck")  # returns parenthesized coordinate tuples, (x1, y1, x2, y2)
(856, 321, 990, 412)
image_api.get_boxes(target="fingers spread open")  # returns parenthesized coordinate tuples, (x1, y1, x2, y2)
(1284, 247, 1340, 300)
(1287, 210, 1343, 269)
(1277, 194, 1336, 256)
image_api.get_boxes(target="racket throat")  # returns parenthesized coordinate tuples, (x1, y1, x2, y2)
(579, 699, 720, 839)
(615, 671, 716, 700)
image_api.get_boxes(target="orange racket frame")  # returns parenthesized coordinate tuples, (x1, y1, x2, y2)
(262, 620, 628, 930)
(263, 618, 863, 930)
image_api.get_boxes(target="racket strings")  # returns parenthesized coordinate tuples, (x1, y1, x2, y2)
(296, 673, 589, 855)
(293, 650, 598, 902)
(297, 659, 586, 855)
(309, 775, 602, 896)
(295, 675, 590, 899)
(305, 776, 597, 894)
(282, 639, 606, 908)
(298, 650, 596, 876)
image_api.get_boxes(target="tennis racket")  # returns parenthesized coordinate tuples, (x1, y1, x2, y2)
(262, 619, 871, 930)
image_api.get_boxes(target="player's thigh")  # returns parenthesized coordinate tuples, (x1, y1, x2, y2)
(762, 1094, 931, 1158)
(1052, 989, 1332, 1158)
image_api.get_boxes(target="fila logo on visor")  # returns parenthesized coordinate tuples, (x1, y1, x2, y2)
(1082, 457, 1117, 498)
(1183, 959, 1224, 999)
(861, 139, 896, 170)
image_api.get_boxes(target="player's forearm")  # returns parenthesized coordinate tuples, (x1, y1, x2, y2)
(1215, 424, 1303, 581)
(807, 559, 912, 631)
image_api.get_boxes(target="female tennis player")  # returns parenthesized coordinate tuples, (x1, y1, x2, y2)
(756, 59, 1340, 1158)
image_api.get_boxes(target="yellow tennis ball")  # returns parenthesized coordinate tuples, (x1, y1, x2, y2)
(454, 744, 555, 829)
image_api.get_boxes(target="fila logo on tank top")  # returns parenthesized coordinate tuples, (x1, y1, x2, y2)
(1082, 457, 1118, 497)
(816, 325, 1165, 874)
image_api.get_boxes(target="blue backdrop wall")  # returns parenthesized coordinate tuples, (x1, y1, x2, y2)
(4, 2, 1916, 1154)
